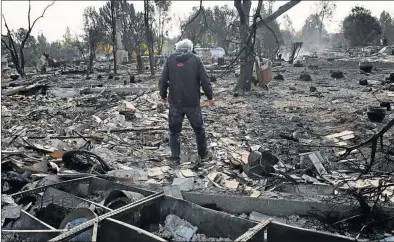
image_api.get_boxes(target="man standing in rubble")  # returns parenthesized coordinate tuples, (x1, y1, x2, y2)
(159, 39, 214, 163)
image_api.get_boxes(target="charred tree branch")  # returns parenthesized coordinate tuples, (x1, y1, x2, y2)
(253, 0, 301, 29)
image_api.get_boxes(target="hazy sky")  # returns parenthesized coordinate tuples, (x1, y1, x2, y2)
(2, 1, 393, 43)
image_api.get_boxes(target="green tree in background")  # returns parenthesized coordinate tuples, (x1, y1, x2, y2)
(342, 7, 382, 47)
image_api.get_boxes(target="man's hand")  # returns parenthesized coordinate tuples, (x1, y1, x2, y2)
(207, 99, 215, 106)
(160, 98, 168, 103)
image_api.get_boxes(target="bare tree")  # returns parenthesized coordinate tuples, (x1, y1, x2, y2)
(144, 0, 155, 76)
(315, 1, 336, 44)
(1, 0, 55, 77)
(83, 6, 104, 74)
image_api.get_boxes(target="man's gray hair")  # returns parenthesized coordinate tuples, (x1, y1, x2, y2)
(175, 39, 193, 51)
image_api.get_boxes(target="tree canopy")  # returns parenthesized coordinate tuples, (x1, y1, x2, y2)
(342, 6, 382, 47)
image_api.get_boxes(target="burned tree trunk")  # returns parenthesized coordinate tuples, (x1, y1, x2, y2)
(88, 47, 95, 74)
(234, 0, 256, 93)
(144, 0, 155, 76)
(234, 0, 301, 93)
(19, 47, 26, 77)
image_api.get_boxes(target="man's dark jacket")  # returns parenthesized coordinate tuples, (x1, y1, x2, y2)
(159, 49, 213, 108)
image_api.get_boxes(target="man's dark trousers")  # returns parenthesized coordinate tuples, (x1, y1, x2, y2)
(169, 106, 207, 158)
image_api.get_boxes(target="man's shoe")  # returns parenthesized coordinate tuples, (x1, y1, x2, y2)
(200, 151, 212, 162)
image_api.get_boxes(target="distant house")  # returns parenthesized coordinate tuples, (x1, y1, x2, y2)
(161, 42, 173, 56)
(194, 47, 225, 58)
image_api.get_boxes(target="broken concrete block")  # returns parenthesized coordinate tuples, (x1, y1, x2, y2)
(250, 190, 261, 198)
(118, 101, 136, 114)
(161, 166, 171, 173)
(163, 185, 183, 199)
(207, 172, 223, 188)
(174, 169, 185, 178)
(172, 178, 194, 191)
(207, 172, 219, 181)
(148, 167, 165, 179)
(164, 214, 197, 241)
(224, 179, 239, 189)
(180, 169, 196, 178)
(302, 151, 328, 176)
(2, 203, 22, 219)
(1, 195, 15, 206)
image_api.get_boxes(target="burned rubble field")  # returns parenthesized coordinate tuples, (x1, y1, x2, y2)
(2, 58, 394, 240)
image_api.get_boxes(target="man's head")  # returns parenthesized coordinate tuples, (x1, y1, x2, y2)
(175, 39, 193, 52)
